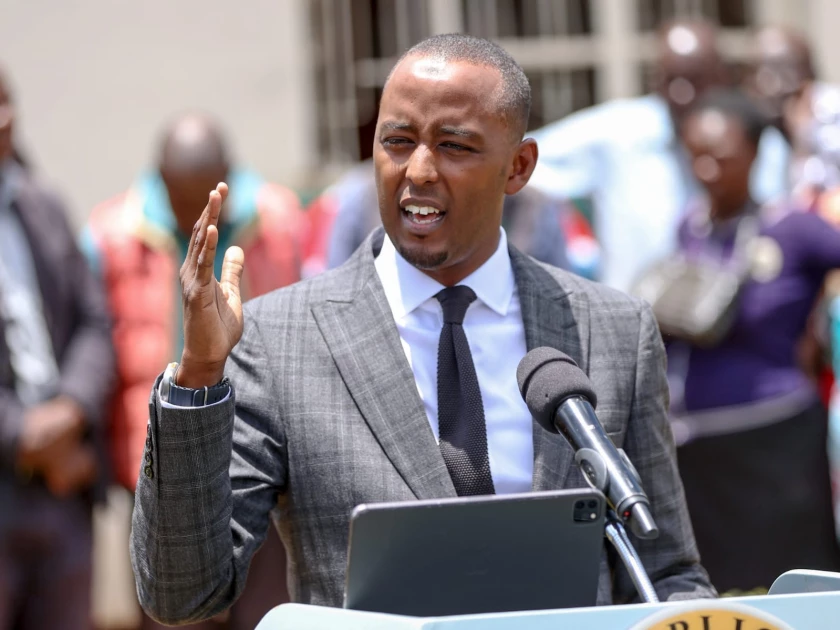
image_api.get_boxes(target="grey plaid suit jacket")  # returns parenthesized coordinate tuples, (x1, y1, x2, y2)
(131, 228, 715, 625)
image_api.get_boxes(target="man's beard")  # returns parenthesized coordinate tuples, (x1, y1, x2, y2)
(396, 242, 448, 271)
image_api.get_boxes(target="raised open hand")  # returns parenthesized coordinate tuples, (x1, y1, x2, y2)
(176, 183, 245, 388)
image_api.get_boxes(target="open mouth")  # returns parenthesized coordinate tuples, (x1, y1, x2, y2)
(402, 204, 446, 227)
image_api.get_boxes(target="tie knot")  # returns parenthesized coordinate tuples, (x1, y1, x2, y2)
(435, 285, 477, 324)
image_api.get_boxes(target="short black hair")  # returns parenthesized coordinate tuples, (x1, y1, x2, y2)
(684, 88, 768, 147)
(388, 33, 531, 139)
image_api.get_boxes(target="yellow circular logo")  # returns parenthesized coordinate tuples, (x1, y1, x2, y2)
(746, 236, 784, 284)
(631, 602, 792, 630)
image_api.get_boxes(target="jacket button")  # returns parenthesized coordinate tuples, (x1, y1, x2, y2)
(144, 466, 154, 480)
(146, 437, 152, 451)
(145, 452, 153, 465)
(146, 424, 151, 437)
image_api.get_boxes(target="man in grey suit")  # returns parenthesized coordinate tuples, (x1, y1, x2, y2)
(131, 34, 715, 625)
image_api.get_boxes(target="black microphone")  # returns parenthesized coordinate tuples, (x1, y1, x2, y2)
(516, 347, 659, 540)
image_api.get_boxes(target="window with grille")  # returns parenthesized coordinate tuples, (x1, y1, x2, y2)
(638, 0, 751, 31)
(310, 0, 758, 165)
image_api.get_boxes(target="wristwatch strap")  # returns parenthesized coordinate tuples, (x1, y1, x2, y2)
(159, 362, 230, 407)
(167, 380, 230, 407)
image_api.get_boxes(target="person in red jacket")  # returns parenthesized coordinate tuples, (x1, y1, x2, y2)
(81, 112, 302, 630)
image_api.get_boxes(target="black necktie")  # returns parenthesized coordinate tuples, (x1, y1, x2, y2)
(435, 285, 495, 496)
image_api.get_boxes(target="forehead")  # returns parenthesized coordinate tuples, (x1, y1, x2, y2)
(757, 30, 794, 59)
(684, 110, 745, 147)
(379, 56, 505, 130)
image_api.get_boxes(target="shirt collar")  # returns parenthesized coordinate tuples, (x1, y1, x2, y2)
(375, 228, 515, 320)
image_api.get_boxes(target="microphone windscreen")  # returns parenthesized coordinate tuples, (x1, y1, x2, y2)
(516, 347, 598, 431)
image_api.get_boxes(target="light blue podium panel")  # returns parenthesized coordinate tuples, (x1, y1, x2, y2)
(256, 589, 840, 629)
(769, 569, 840, 595)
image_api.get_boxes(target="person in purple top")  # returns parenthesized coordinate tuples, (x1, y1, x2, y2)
(667, 88, 840, 593)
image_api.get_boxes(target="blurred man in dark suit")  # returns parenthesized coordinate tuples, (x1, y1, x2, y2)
(0, 66, 116, 630)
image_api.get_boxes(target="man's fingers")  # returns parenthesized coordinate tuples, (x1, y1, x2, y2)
(220, 246, 245, 297)
(186, 192, 213, 268)
(190, 190, 220, 268)
(188, 183, 228, 270)
(208, 182, 228, 230)
(196, 224, 219, 286)
(216, 181, 229, 203)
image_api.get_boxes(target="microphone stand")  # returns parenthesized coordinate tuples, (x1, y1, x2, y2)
(572, 447, 660, 602)
(604, 509, 659, 603)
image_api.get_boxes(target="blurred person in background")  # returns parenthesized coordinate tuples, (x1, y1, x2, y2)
(320, 157, 581, 272)
(747, 26, 840, 534)
(747, 25, 840, 210)
(300, 159, 373, 278)
(662, 88, 840, 593)
(528, 18, 788, 292)
(0, 66, 116, 630)
(81, 112, 301, 630)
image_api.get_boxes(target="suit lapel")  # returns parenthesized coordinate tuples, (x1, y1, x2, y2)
(11, 178, 64, 356)
(311, 231, 456, 500)
(510, 248, 591, 492)
(312, 236, 592, 499)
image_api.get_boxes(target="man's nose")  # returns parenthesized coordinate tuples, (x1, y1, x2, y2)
(405, 144, 439, 185)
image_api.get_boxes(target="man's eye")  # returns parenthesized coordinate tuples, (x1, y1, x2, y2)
(383, 137, 411, 146)
(441, 142, 470, 152)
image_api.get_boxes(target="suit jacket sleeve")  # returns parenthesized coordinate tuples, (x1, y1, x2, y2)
(131, 305, 287, 626)
(49, 193, 116, 425)
(612, 303, 717, 603)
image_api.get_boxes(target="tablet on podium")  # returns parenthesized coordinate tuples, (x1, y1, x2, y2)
(343, 488, 606, 617)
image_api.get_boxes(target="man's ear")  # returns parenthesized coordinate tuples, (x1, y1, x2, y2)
(504, 138, 538, 195)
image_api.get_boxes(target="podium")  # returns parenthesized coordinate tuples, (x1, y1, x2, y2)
(255, 571, 840, 629)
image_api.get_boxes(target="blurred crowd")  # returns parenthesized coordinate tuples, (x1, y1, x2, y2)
(5, 14, 840, 630)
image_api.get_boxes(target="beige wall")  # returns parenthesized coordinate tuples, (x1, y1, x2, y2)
(0, 0, 316, 227)
(4, 0, 840, 228)
(807, 0, 840, 84)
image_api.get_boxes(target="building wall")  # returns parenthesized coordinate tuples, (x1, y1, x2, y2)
(807, 1, 840, 84)
(2, 0, 840, 227)
(0, 0, 316, 226)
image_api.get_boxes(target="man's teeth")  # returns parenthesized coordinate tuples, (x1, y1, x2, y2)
(405, 205, 441, 216)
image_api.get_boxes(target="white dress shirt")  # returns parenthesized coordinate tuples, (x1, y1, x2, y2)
(374, 229, 534, 494)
